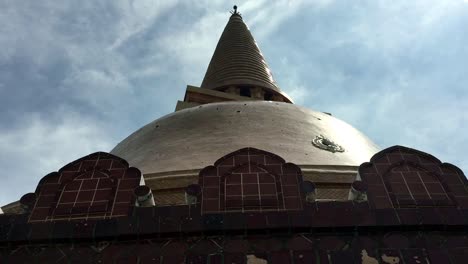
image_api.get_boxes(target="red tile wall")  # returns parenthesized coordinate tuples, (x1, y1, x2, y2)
(199, 148, 305, 214)
(28, 152, 141, 222)
(3, 232, 467, 263)
(360, 146, 468, 209)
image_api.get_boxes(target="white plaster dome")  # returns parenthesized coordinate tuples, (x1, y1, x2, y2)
(111, 101, 380, 176)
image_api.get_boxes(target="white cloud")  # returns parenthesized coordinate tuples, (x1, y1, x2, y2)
(0, 111, 113, 206)
(1, 0, 468, 207)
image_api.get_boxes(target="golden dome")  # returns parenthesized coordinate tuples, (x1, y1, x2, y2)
(111, 101, 379, 176)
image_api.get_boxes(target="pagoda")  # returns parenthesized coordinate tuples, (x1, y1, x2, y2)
(1, 6, 467, 264)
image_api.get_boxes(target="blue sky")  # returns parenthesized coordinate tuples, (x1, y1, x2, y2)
(1, 0, 467, 206)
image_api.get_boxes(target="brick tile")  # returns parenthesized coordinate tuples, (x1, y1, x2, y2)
(383, 233, 409, 248)
(419, 208, 443, 225)
(245, 213, 267, 229)
(438, 208, 465, 225)
(281, 174, 299, 185)
(445, 235, 468, 248)
(448, 248, 468, 264)
(354, 205, 376, 226)
(51, 221, 73, 240)
(390, 183, 410, 194)
(427, 249, 450, 264)
(203, 176, 220, 187)
(208, 254, 222, 264)
(64, 181, 81, 191)
(396, 209, 420, 225)
(203, 187, 220, 199)
(185, 255, 206, 264)
(407, 183, 427, 194)
(249, 239, 282, 254)
(8, 223, 31, 242)
(270, 250, 291, 264)
(292, 250, 317, 264)
(259, 184, 276, 196)
(29, 208, 50, 221)
(118, 179, 140, 189)
(418, 173, 437, 185)
(375, 164, 390, 174)
(361, 172, 384, 185)
(29, 222, 53, 241)
(160, 216, 180, 233)
(371, 196, 393, 209)
(59, 191, 78, 203)
(401, 248, 427, 264)
(287, 236, 315, 250)
(76, 190, 94, 202)
(375, 209, 400, 226)
(402, 154, 420, 163)
(264, 165, 282, 175)
(243, 184, 259, 195)
(234, 155, 249, 166)
(318, 236, 346, 251)
(72, 220, 95, 239)
(224, 253, 246, 264)
(243, 196, 261, 207)
(116, 217, 138, 236)
(81, 160, 97, 171)
(223, 213, 245, 230)
(258, 173, 275, 183)
(81, 179, 99, 190)
(283, 185, 300, 197)
(284, 197, 302, 210)
(318, 250, 331, 264)
(388, 153, 403, 163)
(330, 250, 355, 264)
(36, 195, 56, 207)
(115, 190, 133, 203)
(97, 179, 114, 189)
(202, 214, 223, 230)
(140, 255, 161, 264)
(94, 219, 117, 238)
(224, 239, 249, 253)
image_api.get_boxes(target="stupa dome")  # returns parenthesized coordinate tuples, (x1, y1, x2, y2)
(111, 101, 379, 176)
(109, 9, 380, 202)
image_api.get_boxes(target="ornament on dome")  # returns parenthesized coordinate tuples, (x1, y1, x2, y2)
(312, 135, 345, 153)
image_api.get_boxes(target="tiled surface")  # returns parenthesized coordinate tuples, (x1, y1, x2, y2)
(200, 148, 304, 214)
(1, 146, 468, 263)
(28, 152, 141, 222)
(1, 230, 467, 263)
(360, 146, 467, 209)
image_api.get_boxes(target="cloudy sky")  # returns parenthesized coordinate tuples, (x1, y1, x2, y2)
(1, 0, 467, 206)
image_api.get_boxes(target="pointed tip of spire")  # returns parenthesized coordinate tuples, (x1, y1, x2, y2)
(200, 5, 293, 103)
(230, 4, 242, 18)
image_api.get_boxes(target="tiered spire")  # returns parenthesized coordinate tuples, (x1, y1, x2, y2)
(201, 6, 282, 94)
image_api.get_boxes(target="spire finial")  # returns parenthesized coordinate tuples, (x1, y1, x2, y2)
(230, 5, 241, 17)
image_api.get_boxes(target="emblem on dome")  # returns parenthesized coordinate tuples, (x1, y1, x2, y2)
(312, 135, 345, 153)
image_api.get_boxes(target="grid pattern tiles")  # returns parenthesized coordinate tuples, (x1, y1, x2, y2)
(28, 152, 141, 222)
(200, 147, 304, 214)
(359, 146, 467, 209)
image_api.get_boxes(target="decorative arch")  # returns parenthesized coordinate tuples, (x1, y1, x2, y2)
(199, 147, 305, 214)
(28, 152, 141, 222)
(359, 145, 467, 209)
(222, 163, 283, 211)
(382, 161, 455, 208)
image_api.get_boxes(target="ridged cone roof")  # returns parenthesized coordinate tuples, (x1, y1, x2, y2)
(201, 13, 281, 92)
